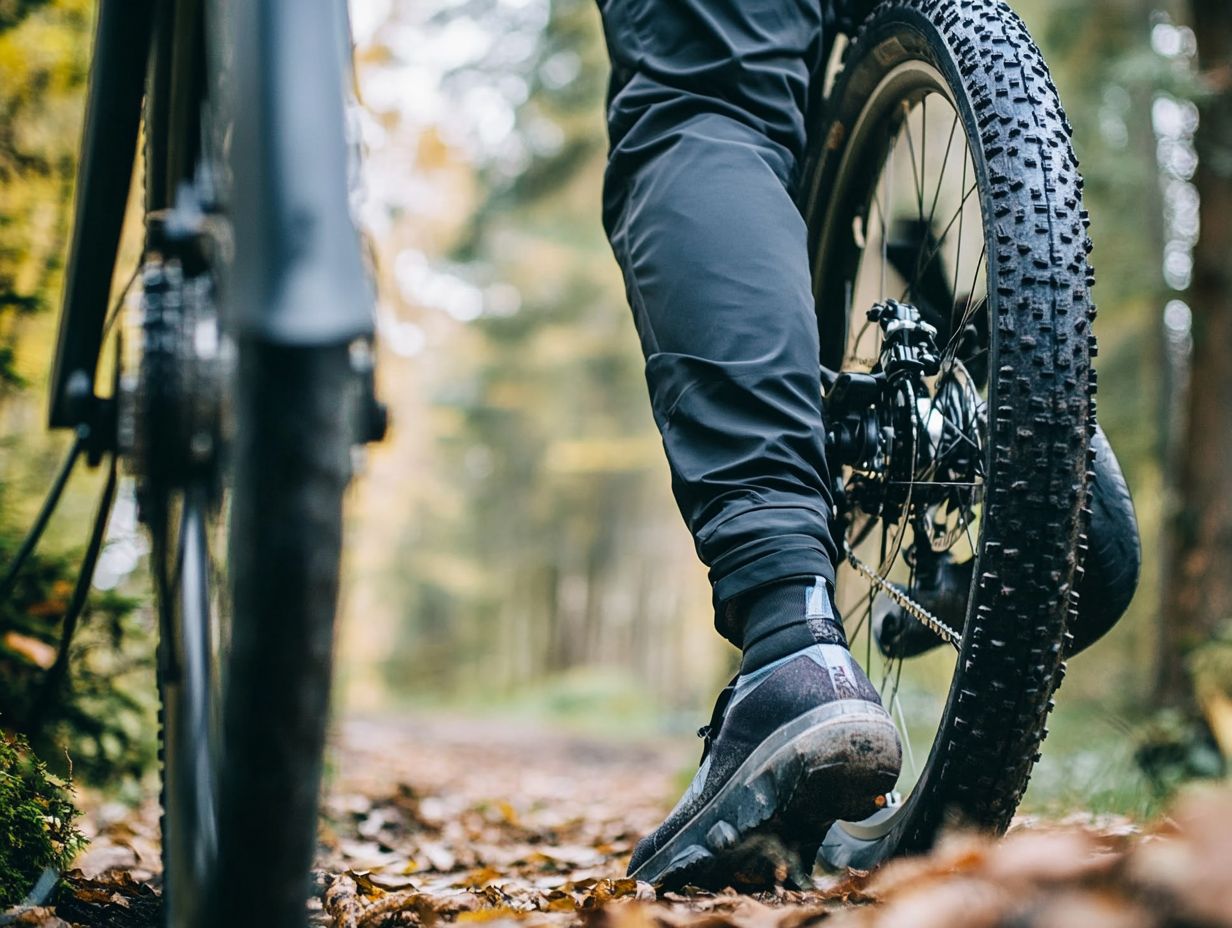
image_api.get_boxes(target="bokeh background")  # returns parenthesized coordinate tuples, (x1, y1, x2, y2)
(1, 0, 1229, 823)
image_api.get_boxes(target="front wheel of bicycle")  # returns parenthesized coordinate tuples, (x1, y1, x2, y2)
(208, 341, 356, 924)
(142, 9, 367, 922)
(801, 0, 1096, 868)
(139, 256, 358, 928)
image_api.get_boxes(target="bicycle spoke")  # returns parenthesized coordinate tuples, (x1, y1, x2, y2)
(892, 676, 918, 778)
(847, 598, 872, 647)
(887, 657, 911, 753)
(943, 243, 988, 362)
(927, 109, 960, 233)
(926, 405, 985, 463)
(881, 139, 893, 297)
(883, 480, 984, 490)
(951, 155, 969, 328)
(921, 95, 927, 222)
(899, 179, 979, 304)
(961, 490, 979, 555)
(865, 592, 873, 670)
(949, 344, 989, 370)
(903, 102, 925, 224)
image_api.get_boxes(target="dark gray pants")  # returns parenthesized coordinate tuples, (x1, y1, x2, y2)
(597, 0, 836, 642)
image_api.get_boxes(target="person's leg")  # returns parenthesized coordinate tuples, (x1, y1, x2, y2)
(599, 0, 837, 647)
(598, 0, 901, 888)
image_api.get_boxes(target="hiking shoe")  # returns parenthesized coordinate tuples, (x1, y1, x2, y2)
(627, 645, 901, 889)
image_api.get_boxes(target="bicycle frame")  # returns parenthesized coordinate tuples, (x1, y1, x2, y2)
(48, 0, 374, 430)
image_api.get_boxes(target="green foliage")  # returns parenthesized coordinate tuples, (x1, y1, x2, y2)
(0, 1, 53, 33)
(1133, 708, 1226, 797)
(0, 521, 157, 785)
(1190, 622, 1232, 696)
(0, 0, 91, 390)
(0, 731, 84, 908)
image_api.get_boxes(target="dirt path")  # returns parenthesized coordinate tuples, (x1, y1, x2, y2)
(28, 713, 1232, 927)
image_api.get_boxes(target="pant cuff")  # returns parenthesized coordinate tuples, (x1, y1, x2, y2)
(710, 539, 837, 646)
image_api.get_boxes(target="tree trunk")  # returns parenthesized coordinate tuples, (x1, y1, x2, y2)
(1157, 0, 1232, 706)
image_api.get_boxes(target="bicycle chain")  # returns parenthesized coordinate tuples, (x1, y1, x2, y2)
(844, 545, 963, 650)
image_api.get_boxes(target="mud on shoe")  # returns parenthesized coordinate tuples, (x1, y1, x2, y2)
(627, 644, 901, 889)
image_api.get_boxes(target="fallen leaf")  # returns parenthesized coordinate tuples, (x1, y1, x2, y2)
(2, 631, 57, 667)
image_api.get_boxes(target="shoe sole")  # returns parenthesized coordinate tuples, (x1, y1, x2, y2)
(631, 700, 902, 889)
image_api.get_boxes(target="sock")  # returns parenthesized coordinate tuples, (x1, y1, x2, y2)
(735, 575, 847, 674)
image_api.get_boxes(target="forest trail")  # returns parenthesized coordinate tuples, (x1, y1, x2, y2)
(33, 714, 1232, 927)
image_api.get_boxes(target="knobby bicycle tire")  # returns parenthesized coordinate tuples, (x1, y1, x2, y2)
(209, 342, 356, 926)
(802, 0, 1095, 866)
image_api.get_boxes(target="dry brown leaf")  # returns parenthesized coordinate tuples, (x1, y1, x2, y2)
(543, 891, 580, 912)
(1124, 788, 1232, 927)
(352, 871, 391, 898)
(0, 906, 72, 927)
(356, 891, 441, 928)
(583, 878, 639, 907)
(325, 874, 366, 928)
(457, 906, 529, 923)
(1011, 889, 1156, 928)
(68, 886, 115, 906)
(981, 828, 1114, 885)
(367, 871, 421, 892)
(860, 875, 1010, 928)
(2, 631, 58, 668)
(773, 905, 830, 928)
(50, 716, 1232, 928)
(581, 901, 665, 928)
(812, 870, 876, 906)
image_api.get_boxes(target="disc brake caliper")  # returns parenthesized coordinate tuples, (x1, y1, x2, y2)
(824, 299, 940, 473)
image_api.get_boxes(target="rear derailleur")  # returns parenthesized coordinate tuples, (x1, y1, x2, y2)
(823, 300, 982, 655)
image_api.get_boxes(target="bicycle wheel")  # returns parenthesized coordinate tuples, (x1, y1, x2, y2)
(210, 341, 356, 925)
(800, 0, 1094, 867)
(139, 258, 357, 928)
(138, 6, 365, 924)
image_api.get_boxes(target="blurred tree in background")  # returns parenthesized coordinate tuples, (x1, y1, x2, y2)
(0, 0, 155, 787)
(0, 0, 87, 387)
(1156, 0, 1232, 739)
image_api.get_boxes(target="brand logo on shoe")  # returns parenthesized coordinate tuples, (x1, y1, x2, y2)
(828, 664, 861, 700)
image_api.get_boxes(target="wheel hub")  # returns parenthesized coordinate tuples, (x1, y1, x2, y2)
(825, 300, 985, 531)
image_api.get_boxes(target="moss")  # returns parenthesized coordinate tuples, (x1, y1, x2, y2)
(0, 731, 85, 907)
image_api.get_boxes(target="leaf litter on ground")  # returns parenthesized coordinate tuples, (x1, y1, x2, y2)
(6, 714, 1232, 927)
